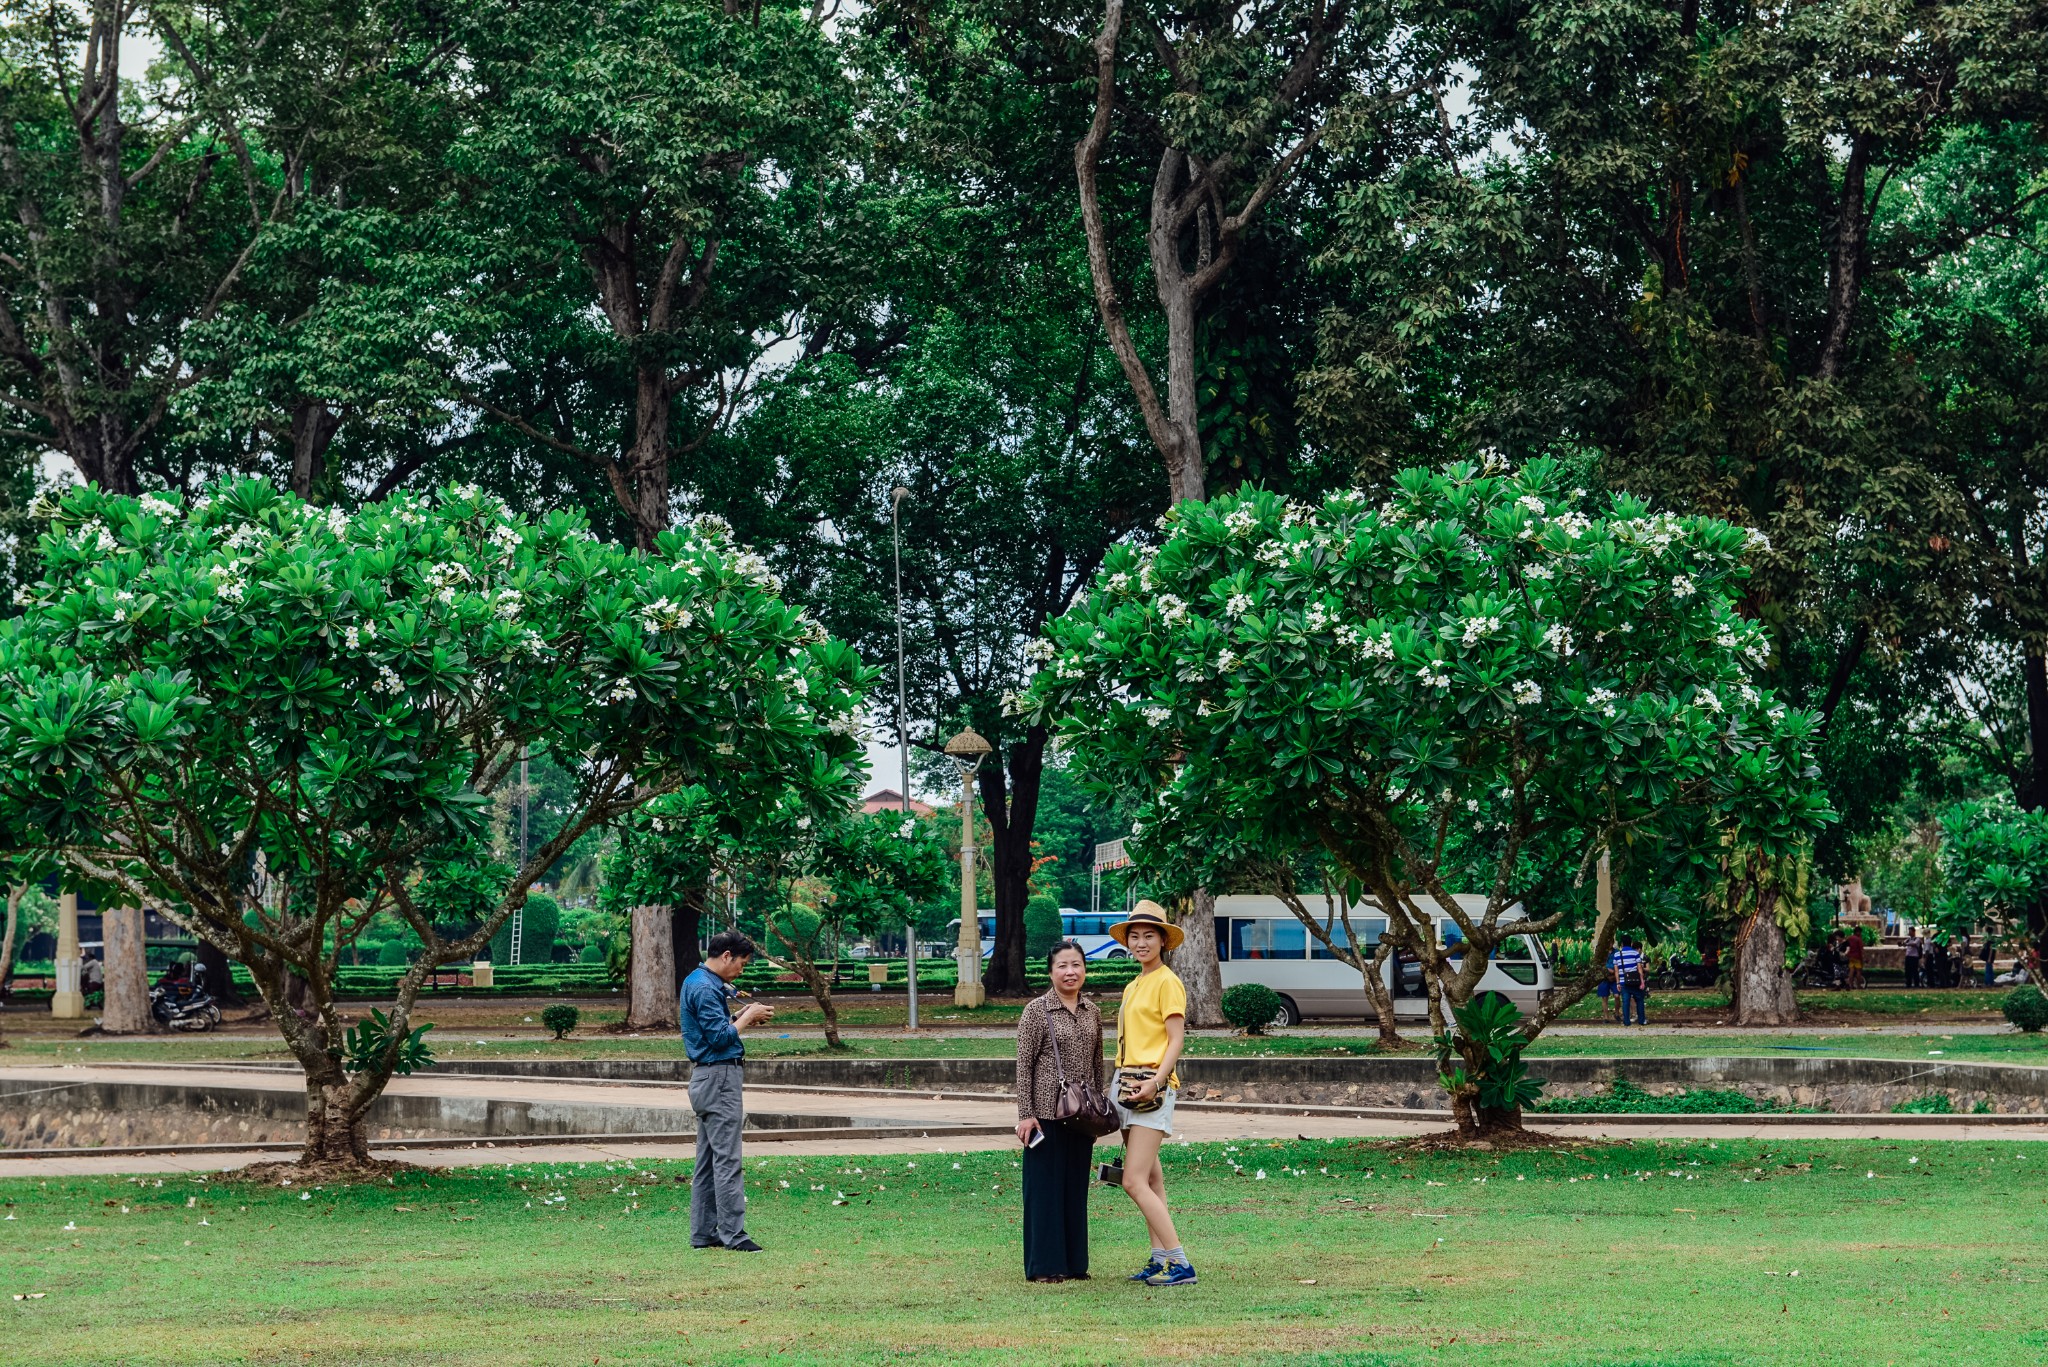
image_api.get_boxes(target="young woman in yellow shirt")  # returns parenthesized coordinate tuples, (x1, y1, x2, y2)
(1107, 902, 1195, 1287)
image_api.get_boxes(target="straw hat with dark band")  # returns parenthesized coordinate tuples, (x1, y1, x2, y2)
(1107, 900, 1185, 952)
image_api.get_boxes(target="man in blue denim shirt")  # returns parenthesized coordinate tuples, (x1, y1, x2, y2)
(682, 930, 774, 1251)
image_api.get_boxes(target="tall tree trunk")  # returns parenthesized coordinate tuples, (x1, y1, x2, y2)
(195, 939, 244, 1008)
(0, 883, 21, 1033)
(1815, 135, 1873, 382)
(1152, 229, 1206, 503)
(626, 904, 678, 1030)
(2022, 649, 2048, 812)
(289, 399, 343, 499)
(99, 904, 152, 1034)
(980, 729, 1048, 995)
(622, 358, 672, 550)
(1734, 914, 1798, 1026)
(1169, 890, 1225, 1027)
(671, 892, 704, 991)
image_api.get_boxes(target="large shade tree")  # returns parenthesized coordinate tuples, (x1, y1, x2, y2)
(0, 0, 463, 498)
(0, 480, 867, 1168)
(1303, 0, 2048, 1013)
(1058, 0, 1446, 1016)
(752, 806, 952, 1047)
(447, 0, 848, 548)
(1026, 460, 1831, 1135)
(721, 6, 1164, 995)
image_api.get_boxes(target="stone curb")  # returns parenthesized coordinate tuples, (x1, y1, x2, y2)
(0, 1122, 1013, 1162)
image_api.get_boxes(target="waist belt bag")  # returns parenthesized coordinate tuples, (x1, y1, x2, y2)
(1045, 1006, 1119, 1138)
(1117, 1070, 1164, 1113)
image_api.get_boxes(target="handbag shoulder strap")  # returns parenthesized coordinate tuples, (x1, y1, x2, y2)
(1043, 992, 1072, 1086)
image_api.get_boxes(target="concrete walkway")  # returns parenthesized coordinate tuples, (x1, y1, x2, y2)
(2, 1061, 2045, 1178)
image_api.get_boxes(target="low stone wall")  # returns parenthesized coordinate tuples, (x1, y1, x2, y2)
(0, 1079, 457, 1150)
(1, 1102, 308, 1150)
(0, 1074, 898, 1150)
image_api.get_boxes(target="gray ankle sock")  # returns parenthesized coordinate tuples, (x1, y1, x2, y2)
(1163, 1245, 1188, 1265)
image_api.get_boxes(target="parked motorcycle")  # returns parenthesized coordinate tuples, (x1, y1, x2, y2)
(150, 963, 222, 1032)
(1792, 948, 1850, 991)
(1656, 959, 1720, 991)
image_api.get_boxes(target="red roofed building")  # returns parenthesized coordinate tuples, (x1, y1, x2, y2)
(861, 788, 936, 818)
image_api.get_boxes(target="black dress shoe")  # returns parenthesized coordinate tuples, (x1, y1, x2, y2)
(725, 1237, 764, 1252)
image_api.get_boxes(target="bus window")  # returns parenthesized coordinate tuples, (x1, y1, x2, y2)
(1493, 935, 1536, 961)
(1063, 914, 1106, 936)
(1310, 915, 1386, 960)
(1229, 919, 1307, 960)
(1440, 922, 1466, 955)
(979, 916, 995, 939)
(1493, 933, 1539, 983)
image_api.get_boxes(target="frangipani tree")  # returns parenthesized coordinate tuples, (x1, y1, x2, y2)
(599, 744, 865, 1024)
(0, 480, 867, 1168)
(752, 807, 951, 1048)
(1025, 459, 1832, 1134)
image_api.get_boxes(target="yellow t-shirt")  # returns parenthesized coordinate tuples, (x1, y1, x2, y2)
(1116, 966, 1186, 1089)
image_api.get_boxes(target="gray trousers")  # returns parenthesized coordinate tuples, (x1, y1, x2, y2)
(688, 1063, 747, 1246)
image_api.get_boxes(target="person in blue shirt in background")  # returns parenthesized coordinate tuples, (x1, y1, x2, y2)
(1611, 935, 1647, 1027)
(681, 930, 775, 1251)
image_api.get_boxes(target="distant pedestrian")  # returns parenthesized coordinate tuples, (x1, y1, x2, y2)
(680, 930, 776, 1252)
(1595, 964, 1619, 1022)
(1903, 933, 1924, 989)
(1611, 936, 1647, 1026)
(1014, 940, 1106, 1283)
(1982, 936, 1997, 987)
(1927, 937, 1952, 990)
(1107, 902, 1195, 1287)
(1845, 931, 1865, 989)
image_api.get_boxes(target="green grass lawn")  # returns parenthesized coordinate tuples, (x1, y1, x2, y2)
(1521, 1031, 2048, 1063)
(3, 1138, 2044, 1365)
(1558, 988, 2019, 1020)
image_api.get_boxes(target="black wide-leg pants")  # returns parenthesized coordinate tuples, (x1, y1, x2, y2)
(1021, 1118, 1094, 1279)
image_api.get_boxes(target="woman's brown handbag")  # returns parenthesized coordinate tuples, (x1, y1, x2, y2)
(1045, 1003, 1120, 1138)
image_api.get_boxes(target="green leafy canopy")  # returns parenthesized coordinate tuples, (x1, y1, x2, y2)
(0, 477, 871, 1106)
(1027, 459, 1835, 1034)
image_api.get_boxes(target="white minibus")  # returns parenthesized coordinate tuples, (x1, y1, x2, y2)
(1214, 894, 1551, 1025)
(945, 909, 1131, 962)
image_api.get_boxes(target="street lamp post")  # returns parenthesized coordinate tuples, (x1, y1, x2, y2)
(944, 727, 992, 1008)
(892, 486, 918, 1031)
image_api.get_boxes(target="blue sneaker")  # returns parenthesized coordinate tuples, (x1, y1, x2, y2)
(1128, 1257, 1164, 1282)
(1145, 1261, 1198, 1287)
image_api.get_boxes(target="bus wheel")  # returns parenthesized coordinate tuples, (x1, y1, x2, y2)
(1272, 994, 1302, 1029)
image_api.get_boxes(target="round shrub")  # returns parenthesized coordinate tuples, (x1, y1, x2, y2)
(540, 1004, 580, 1039)
(578, 943, 605, 964)
(1221, 982, 1286, 1034)
(2003, 985, 2048, 1033)
(1024, 895, 1064, 961)
(376, 941, 411, 967)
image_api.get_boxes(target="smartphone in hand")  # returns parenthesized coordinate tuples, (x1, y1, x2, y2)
(1026, 1127, 1046, 1148)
